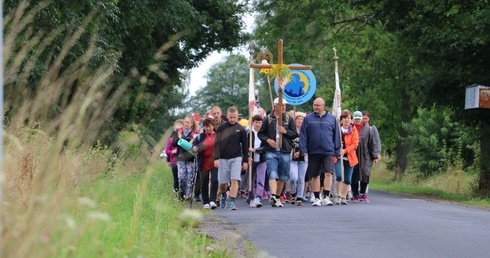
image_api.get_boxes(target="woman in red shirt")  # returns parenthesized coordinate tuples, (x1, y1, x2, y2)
(193, 117, 218, 209)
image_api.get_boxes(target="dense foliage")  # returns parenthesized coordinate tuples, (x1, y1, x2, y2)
(3, 0, 248, 143)
(249, 0, 489, 183)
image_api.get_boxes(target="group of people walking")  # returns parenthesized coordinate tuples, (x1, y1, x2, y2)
(165, 97, 381, 210)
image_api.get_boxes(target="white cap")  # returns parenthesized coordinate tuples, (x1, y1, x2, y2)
(273, 98, 288, 105)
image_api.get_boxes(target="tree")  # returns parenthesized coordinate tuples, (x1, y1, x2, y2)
(360, 0, 490, 191)
(187, 54, 250, 115)
(251, 0, 423, 176)
(4, 0, 248, 143)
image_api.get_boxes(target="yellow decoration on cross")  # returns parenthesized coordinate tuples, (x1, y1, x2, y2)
(260, 68, 271, 74)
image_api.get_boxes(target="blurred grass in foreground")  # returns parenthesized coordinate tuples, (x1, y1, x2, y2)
(1, 2, 235, 257)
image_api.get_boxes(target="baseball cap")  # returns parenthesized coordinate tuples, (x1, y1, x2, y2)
(273, 98, 288, 105)
(353, 111, 362, 120)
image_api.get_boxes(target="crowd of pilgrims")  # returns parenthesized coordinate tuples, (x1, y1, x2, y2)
(163, 98, 381, 210)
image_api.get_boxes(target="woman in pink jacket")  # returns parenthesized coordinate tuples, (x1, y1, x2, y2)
(165, 119, 184, 193)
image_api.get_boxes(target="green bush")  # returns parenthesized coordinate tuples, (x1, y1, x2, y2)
(403, 105, 479, 177)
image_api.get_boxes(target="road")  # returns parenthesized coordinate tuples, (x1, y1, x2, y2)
(214, 190, 490, 258)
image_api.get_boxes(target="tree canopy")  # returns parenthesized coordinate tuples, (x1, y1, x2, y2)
(4, 0, 248, 142)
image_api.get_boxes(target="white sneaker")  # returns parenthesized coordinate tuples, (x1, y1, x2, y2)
(254, 197, 263, 208)
(321, 196, 333, 206)
(312, 198, 322, 206)
(210, 201, 217, 209)
(203, 204, 210, 209)
(249, 200, 256, 208)
(309, 195, 316, 203)
(276, 199, 284, 207)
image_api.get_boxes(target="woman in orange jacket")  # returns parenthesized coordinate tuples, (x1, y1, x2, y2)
(334, 110, 359, 205)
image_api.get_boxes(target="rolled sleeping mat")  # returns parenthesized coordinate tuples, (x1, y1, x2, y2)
(177, 138, 195, 156)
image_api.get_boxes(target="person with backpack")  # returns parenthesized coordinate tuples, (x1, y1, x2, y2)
(351, 110, 379, 203)
(165, 119, 184, 193)
(258, 98, 298, 207)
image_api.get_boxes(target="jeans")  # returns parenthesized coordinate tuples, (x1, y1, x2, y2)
(334, 159, 354, 185)
(290, 160, 307, 198)
(266, 151, 291, 182)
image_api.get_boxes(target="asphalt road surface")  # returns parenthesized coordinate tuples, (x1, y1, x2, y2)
(214, 190, 490, 258)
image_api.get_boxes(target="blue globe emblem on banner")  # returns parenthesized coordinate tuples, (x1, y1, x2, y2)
(274, 64, 316, 106)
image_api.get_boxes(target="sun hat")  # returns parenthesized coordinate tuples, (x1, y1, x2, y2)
(273, 98, 288, 105)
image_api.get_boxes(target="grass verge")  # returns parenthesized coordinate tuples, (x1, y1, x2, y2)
(370, 162, 490, 209)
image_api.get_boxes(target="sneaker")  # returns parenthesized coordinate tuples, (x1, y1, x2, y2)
(312, 198, 322, 206)
(285, 192, 291, 203)
(210, 201, 217, 209)
(229, 202, 237, 210)
(335, 196, 341, 205)
(249, 200, 256, 208)
(341, 197, 348, 205)
(276, 199, 284, 207)
(296, 200, 303, 206)
(269, 196, 278, 207)
(262, 191, 269, 199)
(239, 191, 246, 199)
(321, 196, 333, 206)
(290, 195, 296, 205)
(309, 195, 316, 203)
(361, 193, 370, 203)
(302, 197, 308, 202)
(195, 195, 201, 203)
(279, 195, 285, 203)
(352, 195, 359, 203)
(203, 204, 210, 209)
(254, 197, 263, 208)
(220, 195, 227, 209)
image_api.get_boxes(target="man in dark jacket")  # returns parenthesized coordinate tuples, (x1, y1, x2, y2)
(300, 98, 341, 207)
(258, 98, 298, 207)
(214, 106, 249, 210)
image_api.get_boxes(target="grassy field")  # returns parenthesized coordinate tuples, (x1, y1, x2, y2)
(370, 161, 490, 209)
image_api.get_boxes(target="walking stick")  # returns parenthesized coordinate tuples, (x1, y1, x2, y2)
(190, 158, 199, 209)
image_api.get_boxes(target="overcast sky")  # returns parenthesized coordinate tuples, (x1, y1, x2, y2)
(188, 13, 255, 96)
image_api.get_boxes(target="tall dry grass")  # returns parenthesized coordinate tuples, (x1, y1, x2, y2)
(1, 2, 173, 257)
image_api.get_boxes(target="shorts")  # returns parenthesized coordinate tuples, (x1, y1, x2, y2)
(306, 154, 334, 178)
(218, 157, 243, 184)
(266, 151, 291, 182)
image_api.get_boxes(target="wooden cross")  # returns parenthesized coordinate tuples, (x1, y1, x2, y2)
(250, 39, 312, 147)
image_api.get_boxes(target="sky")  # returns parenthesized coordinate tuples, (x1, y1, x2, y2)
(188, 13, 255, 96)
